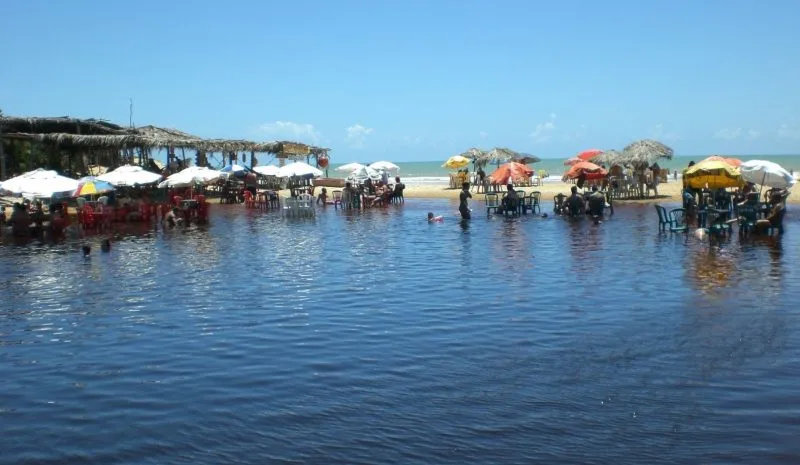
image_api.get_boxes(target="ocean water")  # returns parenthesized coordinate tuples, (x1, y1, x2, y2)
(1, 202, 799, 464)
(331, 155, 800, 184)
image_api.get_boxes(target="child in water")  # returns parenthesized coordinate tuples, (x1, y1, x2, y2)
(427, 212, 443, 222)
(316, 188, 328, 205)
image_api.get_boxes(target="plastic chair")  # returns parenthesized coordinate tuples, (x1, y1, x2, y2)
(668, 208, 689, 233)
(332, 190, 343, 209)
(654, 204, 670, 233)
(243, 190, 255, 209)
(530, 191, 541, 214)
(485, 193, 500, 215)
(737, 204, 758, 237)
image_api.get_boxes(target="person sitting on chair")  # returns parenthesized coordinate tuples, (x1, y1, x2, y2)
(342, 182, 357, 207)
(587, 185, 605, 219)
(755, 191, 786, 235)
(567, 186, 584, 217)
(502, 184, 519, 213)
(163, 207, 183, 228)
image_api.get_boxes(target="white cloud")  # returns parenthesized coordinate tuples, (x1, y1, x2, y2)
(562, 124, 588, 142)
(530, 121, 556, 142)
(258, 121, 320, 143)
(479, 131, 488, 139)
(713, 128, 742, 140)
(778, 123, 800, 139)
(652, 123, 681, 141)
(549, 112, 557, 120)
(345, 123, 374, 148)
(713, 127, 761, 140)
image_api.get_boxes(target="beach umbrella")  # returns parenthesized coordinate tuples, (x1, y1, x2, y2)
(514, 153, 541, 164)
(563, 161, 607, 180)
(592, 150, 624, 167)
(252, 165, 281, 176)
(621, 139, 674, 168)
(740, 159, 795, 189)
(336, 162, 366, 173)
(563, 157, 582, 166)
(220, 164, 248, 177)
(703, 155, 742, 167)
(442, 155, 470, 169)
(98, 165, 162, 187)
(0, 168, 79, 199)
(458, 147, 487, 164)
(684, 158, 743, 190)
(485, 147, 521, 165)
(576, 148, 603, 161)
(158, 166, 223, 188)
(369, 161, 400, 172)
(277, 161, 323, 178)
(488, 162, 534, 185)
(347, 165, 381, 183)
(73, 176, 115, 197)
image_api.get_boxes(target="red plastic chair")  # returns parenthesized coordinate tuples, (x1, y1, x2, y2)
(243, 190, 255, 208)
(81, 206, 97, 230)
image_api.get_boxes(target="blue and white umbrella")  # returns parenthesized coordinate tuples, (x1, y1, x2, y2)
(221, 164, 248, 177)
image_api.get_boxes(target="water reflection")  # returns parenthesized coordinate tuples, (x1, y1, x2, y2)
(1, 201, 799, 464)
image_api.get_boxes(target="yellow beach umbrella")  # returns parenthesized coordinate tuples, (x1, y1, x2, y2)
(684, 158, 743, 189)
(442, 155, 470, 169)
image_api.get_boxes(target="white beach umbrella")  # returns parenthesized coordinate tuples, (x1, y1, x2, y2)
(277, 161, 323, 178)
(158, 166, 223, 188)
(368, 161, 400, 172)
(335, 162, 366, 173)
(0, 168, 79, 198)
(98, 165, 162, 186)
(347, 165, 381, 183)
(739, 160, 796, 189)
(253, 165, 281, 176)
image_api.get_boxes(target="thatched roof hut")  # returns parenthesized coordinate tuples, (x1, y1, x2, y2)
(0, 116, 127, 135)
(0, 115, 331, 178)
(593, 149, 624, 167)
(622, 139, 673, 169)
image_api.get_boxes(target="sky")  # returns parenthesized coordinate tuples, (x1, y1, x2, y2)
(2, 0, 800, 162)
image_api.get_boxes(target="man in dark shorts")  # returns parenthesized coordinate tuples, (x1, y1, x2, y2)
(459, 182, 472, 219)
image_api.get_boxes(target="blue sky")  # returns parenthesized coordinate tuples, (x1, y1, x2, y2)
(2, 0, 800, 161)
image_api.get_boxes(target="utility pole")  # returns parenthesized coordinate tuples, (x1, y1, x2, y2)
(0, 116, 6, 180)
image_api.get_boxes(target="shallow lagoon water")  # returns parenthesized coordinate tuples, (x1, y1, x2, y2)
(1, 201, 799, 464)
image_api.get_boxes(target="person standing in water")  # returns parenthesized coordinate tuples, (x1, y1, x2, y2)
(459, 182, 472, 219)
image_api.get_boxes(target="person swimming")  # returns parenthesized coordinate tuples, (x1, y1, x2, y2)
(82, 245, 91, 257)
(427, 212, 443, 222)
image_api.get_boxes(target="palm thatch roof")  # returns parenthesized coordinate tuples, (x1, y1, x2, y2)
(514, 153, 541, 164)
(0, 116, 126, 135)
(622, 139, 673, 168)
(592, 149, 624, 166)
(0, 115, 330, 156)
(484, 147, 521, 164)
(458, 147, 486, 161)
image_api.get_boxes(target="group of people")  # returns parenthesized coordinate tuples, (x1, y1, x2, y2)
(1, 200, 73, 238)
(338, 176, 406, 208)
(550, 185, 607, 223)
(680, 165, 788, 236)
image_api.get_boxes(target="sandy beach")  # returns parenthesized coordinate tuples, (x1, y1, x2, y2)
(400, 180, 800, 205)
